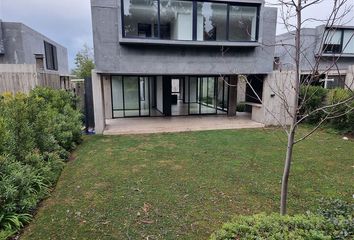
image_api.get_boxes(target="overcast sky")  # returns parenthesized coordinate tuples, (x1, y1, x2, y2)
(0, 0, 353, 70)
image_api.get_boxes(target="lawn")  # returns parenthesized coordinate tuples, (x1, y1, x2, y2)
(20, 128, 353, 240)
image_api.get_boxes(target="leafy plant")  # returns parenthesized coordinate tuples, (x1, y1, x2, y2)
(210, 213, 332, 240)
(299, 86, 328, 124)
(0, 88, 82, 238)
(236, 102, 246, 112)
(317, 198, 354, 240)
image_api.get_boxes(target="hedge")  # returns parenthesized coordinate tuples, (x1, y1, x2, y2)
(0, 88, 82, 239)
(300, 86, 354, 133)
(210, 199, 353, 240)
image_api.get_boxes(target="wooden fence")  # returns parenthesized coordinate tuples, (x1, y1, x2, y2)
(0, 64, 62, 94)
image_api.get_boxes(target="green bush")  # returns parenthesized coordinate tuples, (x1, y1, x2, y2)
(299, 86, 328, 124)
(210, 199, 354, 240)
(0, 88, 82, 238)
(236, 103, 246, 112)
(327, 89, 354, 133)
(317, 198, 354, 239)
(210, 213, 333, 240)
(300, 86, 354, 133)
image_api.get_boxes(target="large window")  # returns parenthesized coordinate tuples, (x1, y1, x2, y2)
(44, 41, 58, 71)
(343, 30, 354, 54)
(123, 0, 158, 38)
(160, 0, 193, 40)
(197, 2, 227, 41)
(122, 0, 260, 42)
(323, 28, 354, 54)
(229, 5, 257, 41)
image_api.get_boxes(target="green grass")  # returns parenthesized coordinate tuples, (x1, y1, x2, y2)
(20, 128, 353, 240)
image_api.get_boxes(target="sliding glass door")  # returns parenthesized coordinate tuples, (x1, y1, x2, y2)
(112, 76, 151, 118)
(188, 76, 228, 115)
(200, 77, 217, 114)
(123, 77, 140, 117)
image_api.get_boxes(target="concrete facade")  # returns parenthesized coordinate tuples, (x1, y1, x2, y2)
(91, 0, 277, 75)
(90, 0, 280, 133)
(275, 25, 354, 80)
(0, 21, 69, 75)
(250, 71, 296, 125)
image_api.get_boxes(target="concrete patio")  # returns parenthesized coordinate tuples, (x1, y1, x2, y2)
(103, 113, 264, 135)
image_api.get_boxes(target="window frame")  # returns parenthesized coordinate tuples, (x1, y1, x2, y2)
(121, 0, 261, 43)
(323, 27, 354, 55)
(44, 41, 58, 71)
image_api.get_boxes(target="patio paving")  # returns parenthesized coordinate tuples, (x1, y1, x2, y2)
(103, 113, 264, 135)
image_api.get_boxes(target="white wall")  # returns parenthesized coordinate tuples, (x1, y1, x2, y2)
(237, 77, 246, 103)
(251, 71, 296, 126)
(103, 76, 112, 119)
(345, 65, 354, 90)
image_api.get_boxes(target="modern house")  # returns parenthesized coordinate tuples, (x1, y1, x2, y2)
(0, 20, 70, 92)
(275, 25, 354, 89)
(91, 0, 279, 133)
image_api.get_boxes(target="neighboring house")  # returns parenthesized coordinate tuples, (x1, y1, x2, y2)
(275, 25, 354, 89)
(91, 0, 279, 132)
(0, 20, 71, 93)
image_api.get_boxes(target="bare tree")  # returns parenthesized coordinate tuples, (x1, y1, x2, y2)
(220, 0, 354, 215)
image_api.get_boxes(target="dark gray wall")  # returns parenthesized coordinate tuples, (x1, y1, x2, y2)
(91, 0, 277, 75)
(0, 21, 4, 54)
(0, 22, 69, 75)
(275, 25, 354, 72)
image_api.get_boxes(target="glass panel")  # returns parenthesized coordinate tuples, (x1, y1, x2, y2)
(223, 77, 229, 111)
(112, 76, 124, 118)
(160, 0, 193, 40)
(217, 77, 224, 109)
(140, 77, 150, 116)
(229, 6, 257, 41)
(123, 76, 140, 116)
(123, 0, 158, 38)
(343, 30, 354, 54)
(188, 77, 200, 114)
(324, 30, 342, 44)
(201, 77, 216, 114)
(323, 30, 342, 53)
(197, 2, 227, 41)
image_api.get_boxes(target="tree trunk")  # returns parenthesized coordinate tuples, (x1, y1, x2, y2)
(280, 128, 295, 215)
(280, 0, 302, 215)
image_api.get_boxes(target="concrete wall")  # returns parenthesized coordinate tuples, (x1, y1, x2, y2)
(345, 65, 354, 90)
(91, 0, 277, 75)
(276, 25, 354, 73)
(102, 76, 113, 119)
(92, 70, 105, 133)
(0, 21, 4, 54)
(0, 22, 69, 75)
(251, 71, 296, 126)
(237, 77, 246, 103)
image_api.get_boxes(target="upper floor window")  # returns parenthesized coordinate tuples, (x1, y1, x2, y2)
(44, 41, 58, 71)
(323, 28, 354, 54)
(122, 0, 259, 42)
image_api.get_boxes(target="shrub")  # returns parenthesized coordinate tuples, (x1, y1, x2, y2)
(210, 199, 354, 240)
(236, 103, 246, 112)
(210, 213, 332, 240)
(0, 88, 82, 238)
(327, 89, 354, 133)
(317, 198, 354, 239)
(0, 93, 35, 161)
(299, 86, 354, 133)
(299, 86, 328, 124)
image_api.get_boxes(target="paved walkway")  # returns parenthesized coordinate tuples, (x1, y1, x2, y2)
(103, 114, 264, 135)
